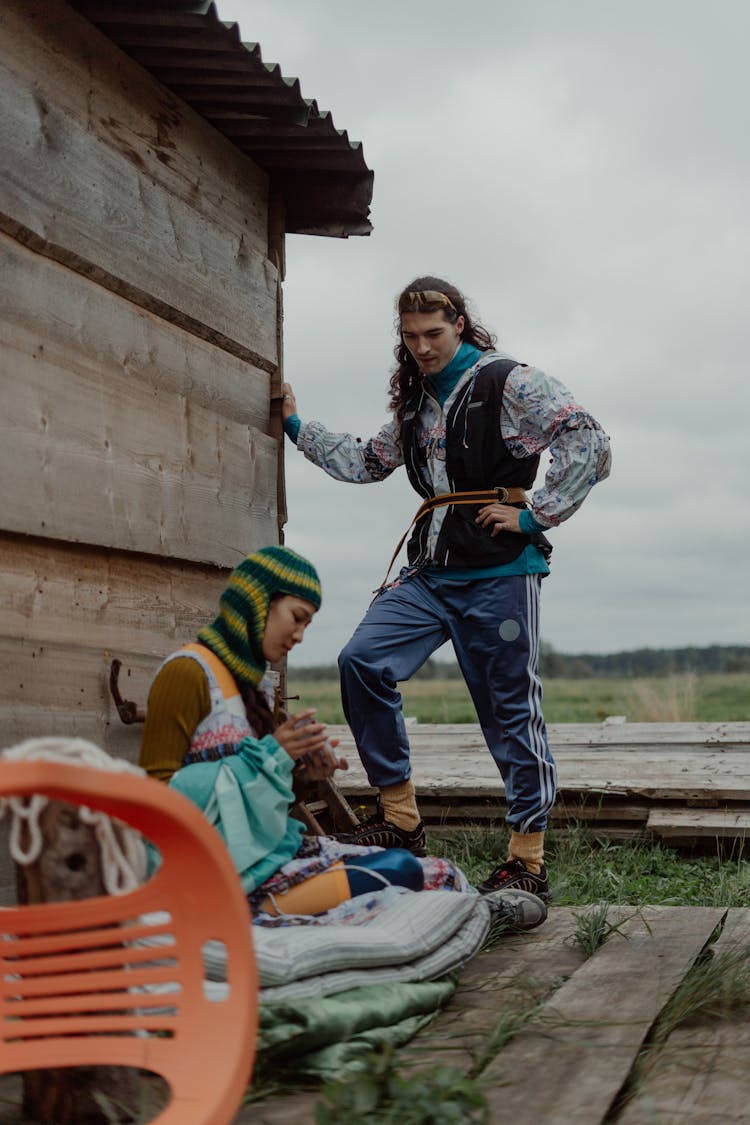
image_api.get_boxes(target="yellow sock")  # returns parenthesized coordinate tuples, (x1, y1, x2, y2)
(508, 830, 545, 875)
(379, 779, 421, 832)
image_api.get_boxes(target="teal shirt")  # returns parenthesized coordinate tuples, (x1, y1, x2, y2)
(424, 342, 483, 405)
(168, 735, 304, 893)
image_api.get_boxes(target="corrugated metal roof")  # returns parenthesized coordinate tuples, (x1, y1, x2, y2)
(68, 0, 373, 237)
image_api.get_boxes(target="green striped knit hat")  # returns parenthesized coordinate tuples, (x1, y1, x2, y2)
(197, 546, 322, 686)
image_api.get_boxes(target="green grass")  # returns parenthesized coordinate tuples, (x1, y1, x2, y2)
(287, 672, 750, 725)
(431, 823, 750, 909)
(314, 1047, 489, 1124)
(570, 901, 646, 957)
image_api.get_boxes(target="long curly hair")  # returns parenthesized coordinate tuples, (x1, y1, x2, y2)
(388, 276, 496, 431)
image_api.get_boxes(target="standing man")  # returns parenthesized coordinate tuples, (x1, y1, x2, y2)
(281, 277, 611, 897)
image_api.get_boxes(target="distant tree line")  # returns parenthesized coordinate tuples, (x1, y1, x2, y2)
(536, 643, 750, 679)
(290, 644, 750, 681)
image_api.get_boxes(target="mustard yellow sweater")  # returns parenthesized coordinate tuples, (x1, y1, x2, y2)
(139, 657, 211, 782)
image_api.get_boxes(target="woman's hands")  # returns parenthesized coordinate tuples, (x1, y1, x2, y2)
(281, 382, 298, 422)
(274, 709, 348, 779)
(476, 502, 522, 535)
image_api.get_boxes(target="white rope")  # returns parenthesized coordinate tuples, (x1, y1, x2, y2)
(0, 737, 147, 894)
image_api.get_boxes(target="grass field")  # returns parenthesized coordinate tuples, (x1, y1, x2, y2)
(287, 671, 750, 725)
(434, 822, 750, 908)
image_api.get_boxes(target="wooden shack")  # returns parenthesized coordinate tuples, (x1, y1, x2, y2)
(0, 0, 373, 760)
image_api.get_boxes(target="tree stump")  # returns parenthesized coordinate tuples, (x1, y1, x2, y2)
(15, 800, 141, 1125)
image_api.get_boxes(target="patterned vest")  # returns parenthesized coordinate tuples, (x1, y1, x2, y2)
(160, 643, 273, 766)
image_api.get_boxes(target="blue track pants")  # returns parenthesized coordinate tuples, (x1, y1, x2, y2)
(338, 571, 557, 833)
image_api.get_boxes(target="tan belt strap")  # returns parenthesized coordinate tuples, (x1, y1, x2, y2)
(378, 486, 530, 590)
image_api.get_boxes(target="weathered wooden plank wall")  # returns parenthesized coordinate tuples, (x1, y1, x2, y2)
(0, 534, 229, 754)
(0, 0, 276, 365)
(0, 235, 278, 563)
(0, 0, 284, 757)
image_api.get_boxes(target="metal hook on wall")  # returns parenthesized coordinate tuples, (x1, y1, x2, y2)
(109, 660, 146, 725)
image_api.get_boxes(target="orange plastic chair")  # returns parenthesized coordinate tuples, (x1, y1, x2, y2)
(0, 759, 259, 1125)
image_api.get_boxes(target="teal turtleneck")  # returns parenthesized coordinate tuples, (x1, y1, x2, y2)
(423, 342, 483, 407)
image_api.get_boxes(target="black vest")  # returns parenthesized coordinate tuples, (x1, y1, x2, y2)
(400, 358, 549, 568)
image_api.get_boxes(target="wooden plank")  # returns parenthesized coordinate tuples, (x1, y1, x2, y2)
(416, 798, 652, 824)
(431, 824, 648, 843)
(0, 533, 228, 656)
(338, 765, 750, 802)
(0, 233, 278, 565)
(0, 0, 269, 255)
(331, 725, 750, 803)
(326, 722, 750, 749)
(550, 799, 651, 823)
(0, 4, 278, 366)
(617, 908, 750, 1124)
(0, 636, 152, 762)
(711, 907, 750, 952)
(0, 231, 270, 427)
(400, 906, 589, 1074)
(479, 906, 725, 1124)
(330, 729, 738, 767)
(648, 807, 750, 838)
(619, 1025, 750, 1123)
(543, 721, 750, 749)
(0, 537, 246, 759)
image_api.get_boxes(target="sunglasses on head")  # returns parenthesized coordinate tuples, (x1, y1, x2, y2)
(398, 290, 457, 314)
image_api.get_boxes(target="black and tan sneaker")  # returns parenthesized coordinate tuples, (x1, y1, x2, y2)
(477, 858, 550, 901)
(338, 807, 427, 857)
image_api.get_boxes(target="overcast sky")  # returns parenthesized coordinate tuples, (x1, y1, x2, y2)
(219, 0, 750, 667)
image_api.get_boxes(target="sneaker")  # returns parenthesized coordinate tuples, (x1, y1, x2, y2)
(338, 808, 427, 857)
(483, 888, 548, 932)
(477, 858, 550, 900)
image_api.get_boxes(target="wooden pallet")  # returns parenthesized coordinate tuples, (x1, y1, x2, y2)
(332, 721, 750, 845)
(248, 905, 750, 1124)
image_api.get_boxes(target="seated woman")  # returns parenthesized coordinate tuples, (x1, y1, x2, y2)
(139, 545, 546, 928)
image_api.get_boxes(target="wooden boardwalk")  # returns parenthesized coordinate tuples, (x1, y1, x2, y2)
(249, 904, 750, 1124)
(2, 905, 747, 1123)
(331, 721, 750, 845)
